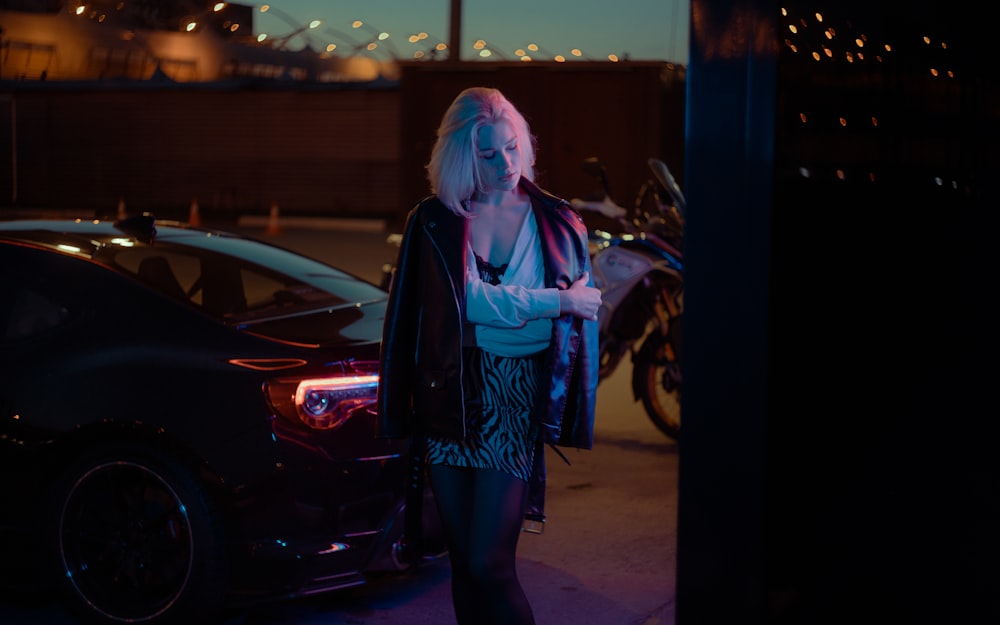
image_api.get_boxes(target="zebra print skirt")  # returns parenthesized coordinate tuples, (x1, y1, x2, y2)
(425, 347, 542, 482)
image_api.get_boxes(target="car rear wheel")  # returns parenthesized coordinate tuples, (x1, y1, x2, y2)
(45, 444, 229, 625)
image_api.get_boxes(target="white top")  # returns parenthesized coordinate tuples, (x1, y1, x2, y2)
(465, 210, 561, 357)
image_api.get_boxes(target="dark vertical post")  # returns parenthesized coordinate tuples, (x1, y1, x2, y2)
(448, 0, 462, 62)
(676, 0, 776, 622)
(676, 0, 998, 623)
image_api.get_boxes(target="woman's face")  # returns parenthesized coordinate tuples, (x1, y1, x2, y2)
(475, 119, 521, 193)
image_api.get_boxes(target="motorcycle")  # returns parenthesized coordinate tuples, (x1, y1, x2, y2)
(570, 156, 684, 440)
(378, 156, 685, 440)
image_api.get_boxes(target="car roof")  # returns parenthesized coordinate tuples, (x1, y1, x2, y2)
(0, 216, 352, 280)
(0, 216, 255, 254)
(0, 216, 387, 331)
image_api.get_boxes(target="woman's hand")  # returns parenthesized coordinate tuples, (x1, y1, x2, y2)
(559, 272, 602, 320)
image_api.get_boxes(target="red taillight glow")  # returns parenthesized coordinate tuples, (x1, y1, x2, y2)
(265, 361, 381, 432)
(291, 374, 379, 430)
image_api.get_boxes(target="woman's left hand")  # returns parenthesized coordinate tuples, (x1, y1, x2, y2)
(559, 272, 602, 320)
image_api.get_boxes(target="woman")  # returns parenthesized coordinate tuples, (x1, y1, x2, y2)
(377, 86, 600, 625)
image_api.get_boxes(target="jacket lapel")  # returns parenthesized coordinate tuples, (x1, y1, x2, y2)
(420, 200, 468, 303)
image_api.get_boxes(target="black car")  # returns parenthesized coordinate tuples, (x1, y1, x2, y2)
(0, 216, 439, 625)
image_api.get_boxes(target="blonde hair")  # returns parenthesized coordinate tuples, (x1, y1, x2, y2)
(426, 87, 537, 216)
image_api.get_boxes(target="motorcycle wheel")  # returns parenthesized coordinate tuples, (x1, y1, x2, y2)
(632, 331, 681, 440)
(598, 333, 628, 381)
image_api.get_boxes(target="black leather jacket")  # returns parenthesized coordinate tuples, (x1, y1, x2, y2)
(377, 178, 599, 528)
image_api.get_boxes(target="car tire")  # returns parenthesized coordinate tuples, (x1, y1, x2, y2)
(44, 443, 229, 625)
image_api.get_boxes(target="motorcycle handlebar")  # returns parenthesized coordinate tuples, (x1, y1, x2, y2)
(570, 197, 628, 220)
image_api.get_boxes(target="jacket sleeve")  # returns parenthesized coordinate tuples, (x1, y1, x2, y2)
(376, 205, 421, 439)
(542, 200, 600, 450)
(567, 207, 600, 447)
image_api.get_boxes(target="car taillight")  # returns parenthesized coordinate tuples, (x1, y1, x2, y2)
(267, 374, 378, 430)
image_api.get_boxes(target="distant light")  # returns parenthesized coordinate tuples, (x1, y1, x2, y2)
(608, 54, 619, 62)
(185, 22, 197, 32)
(571, 49, 582, 57)
(309, 20, 321, 29)
(554, 55, 566, 62)
(213, 2, 226, 11)
(479, 49, 492, 58)
(257, 33, 268, 42)
(74, 5, 85, 15)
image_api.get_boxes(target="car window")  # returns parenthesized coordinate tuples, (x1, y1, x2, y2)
(3, 285, 72, 340)
(108, 245, 367, 322)
(115, 249, 200, 300)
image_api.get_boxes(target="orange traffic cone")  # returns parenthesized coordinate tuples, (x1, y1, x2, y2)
(117, 197, 127, 220)
(188, 198, 202, 226)
(265, 202, 282, 236)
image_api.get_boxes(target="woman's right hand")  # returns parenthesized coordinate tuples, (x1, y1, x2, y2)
(559, 272, 602, 321)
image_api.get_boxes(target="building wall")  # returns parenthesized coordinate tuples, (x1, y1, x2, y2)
(0, 62, 685, 226)
(0, 85, 401, 221)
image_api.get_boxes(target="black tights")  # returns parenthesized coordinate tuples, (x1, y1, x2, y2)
(428, 464, 535, 625)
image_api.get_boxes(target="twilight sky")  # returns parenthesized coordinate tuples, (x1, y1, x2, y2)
(251, 0, 690, 64)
